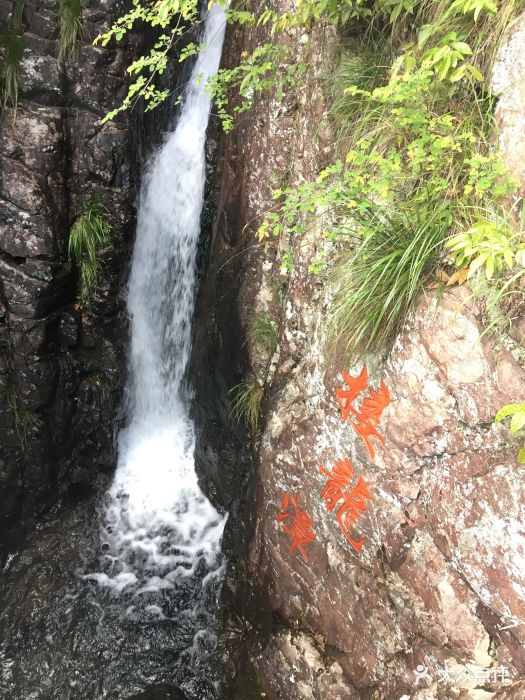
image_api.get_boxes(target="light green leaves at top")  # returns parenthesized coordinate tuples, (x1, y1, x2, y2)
(495, 401, 525, 462)
(419, 0, 498, 47)
(449, 0, 498, 22)
(446, 216, 525, 280)
(376, 0, 416, 23)
(421, 33, 482, 82)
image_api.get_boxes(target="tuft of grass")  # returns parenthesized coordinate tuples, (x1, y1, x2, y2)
(230, 380, 263, 433)
(269, 279, 286, 305)
(247, 310, 279, 355)
(330, 199, 451, 358)
(326, 42, 389, 152)
(370, 0, 522, 78)
(1, 384, 41, 449)
(0, 0, 25, 114)
(58, 0, 84, 63)
(68, 199, 111, 307)
(469, 267, 525, 340)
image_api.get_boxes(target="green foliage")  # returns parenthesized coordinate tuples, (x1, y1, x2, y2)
(326, 45, 388, 150)
(449, 0, 497, 22)
(330, 201, 450, 356)
(94, 0, 202, 122)
(255, 0, 522, 358)
(420, 32, 483, 82)
(206, 43, 306, 132)
(68, 199, 111, 306)
(495, 402, 525, 463)
(230, 380, 263, 433)
(247, 310, 279, 355)
(468, 271, 521, 337)
(58, 0, 84, 62)
(1, 385, 40, 449)
(99, 0, 525, 360)
(261, 65, 517, 242)
(374, 0, 416, 23)
(446, 213, 525, 280)
(0, 0, 24, 113)
(258, 0, 370, 31)
(96, 0, 523, 129)
(94, 0, 368, 125)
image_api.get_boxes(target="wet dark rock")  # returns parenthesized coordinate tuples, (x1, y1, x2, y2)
(0, 490, 227, 699)
(0, 0, 140, 552)
(129, 686, 190, 700)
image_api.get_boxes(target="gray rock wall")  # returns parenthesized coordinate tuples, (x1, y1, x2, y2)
(0, 0, 139, 548)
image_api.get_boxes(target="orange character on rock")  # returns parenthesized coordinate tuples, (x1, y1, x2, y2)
(277, 492, 316, 562)
(320, 458, 371, 552)
(336, 366, 368, 421)
(336, 368, 390, 459)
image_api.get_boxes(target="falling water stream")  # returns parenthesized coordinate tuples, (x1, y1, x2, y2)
(0, 6, 229, 699)
(91, 1, 227, 606)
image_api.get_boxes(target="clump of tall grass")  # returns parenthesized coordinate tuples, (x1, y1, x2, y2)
(1, 384, 41, 449)
(230, 380, 263, 433)
(330, 199, 451, 357)
(326, 42, 389, 151)
(247, 310, 279, 355)
(58, 0, 83, 62)
(68, 199, 111, 306)
(371, 0, 522, 77)
(0, 0, 25, 114)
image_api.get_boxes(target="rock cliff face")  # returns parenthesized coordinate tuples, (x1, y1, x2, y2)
(193, 10, 525, 700)
(0, 0, 139, 550)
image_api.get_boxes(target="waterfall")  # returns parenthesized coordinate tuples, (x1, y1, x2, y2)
(88, 2, 227, 621)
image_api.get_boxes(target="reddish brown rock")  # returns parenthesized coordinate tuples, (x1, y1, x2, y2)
(190, 6, 525, 698)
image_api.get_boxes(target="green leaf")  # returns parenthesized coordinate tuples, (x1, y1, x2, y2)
(495, 403, 525, 422)
(511, 412, 525, 433)
(485, 254, 495, 279)
(453, 41, 472, 55)
(467, 64, 484, 81)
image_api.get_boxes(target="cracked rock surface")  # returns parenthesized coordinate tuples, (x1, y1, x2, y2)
(0, 0, 139, 550)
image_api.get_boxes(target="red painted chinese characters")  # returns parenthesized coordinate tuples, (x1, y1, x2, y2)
(319, 458, 371, 552)
(277, 366, 389, 562)
(336, 366, 369, 421)
(277, 492, 316, 561)
(336, 368, 390, 459)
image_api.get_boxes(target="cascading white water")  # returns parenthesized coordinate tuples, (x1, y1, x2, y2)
(90, 5, 227, 600)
